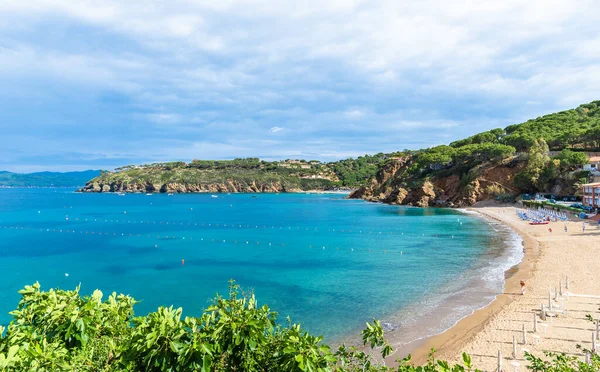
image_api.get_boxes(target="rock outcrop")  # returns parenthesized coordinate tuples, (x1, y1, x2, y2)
(349, 157, 524, 207)
(79, 180, 303, 194)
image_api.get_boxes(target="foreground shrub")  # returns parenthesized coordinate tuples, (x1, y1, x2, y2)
(0, 281, 597, 371)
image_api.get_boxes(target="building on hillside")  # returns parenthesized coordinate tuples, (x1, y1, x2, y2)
(582, 182, 600, 208)
(583, 154, 600, 174)
(547, 151, 600, 174)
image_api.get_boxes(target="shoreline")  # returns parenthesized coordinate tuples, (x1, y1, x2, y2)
(400, 204, 541, 365)
(74, 189, 353, 195)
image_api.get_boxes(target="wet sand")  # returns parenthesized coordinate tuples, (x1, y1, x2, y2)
(406, 205, 600, 369)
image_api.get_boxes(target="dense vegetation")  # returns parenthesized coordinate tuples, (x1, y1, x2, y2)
(84, 156, 390, 192)
(1, 282, 597, 371)
(412, 101, 600, 179)
(0, 170, 99, 188)
(81, 100, 599, 198)
(449, 101, 600, 151)
(512, 142, 589, 193)
(360, 101, 599, 200)
(327, 154, 388, 186)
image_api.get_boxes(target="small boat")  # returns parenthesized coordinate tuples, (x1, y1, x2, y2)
(211, 195, 218, 198)
(168, 193, 174, 196)
(529, 221, 549, 225)
(146, 193, 153, 196)
(117, 192, 125, 196)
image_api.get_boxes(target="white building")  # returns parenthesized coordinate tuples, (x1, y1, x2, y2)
(583, 155, 600, 174)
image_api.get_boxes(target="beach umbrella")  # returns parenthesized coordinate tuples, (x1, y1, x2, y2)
(596, 320, 599, 340)
(593, 332, 596, 354)
(498, 350, 503, 372)
(540, 303, 546, 320)
(559, 280, 563, 296)
(513, 335, 517, 359)
(533, 313, 538, 333)
(522, 324, 527, 344)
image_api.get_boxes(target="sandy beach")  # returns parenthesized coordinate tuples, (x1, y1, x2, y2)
(407, 204, 600, 370)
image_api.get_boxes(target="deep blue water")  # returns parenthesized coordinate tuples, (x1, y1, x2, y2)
(0, 189, 520, 344)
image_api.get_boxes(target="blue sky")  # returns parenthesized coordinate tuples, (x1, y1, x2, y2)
(1, 1, 599, 172)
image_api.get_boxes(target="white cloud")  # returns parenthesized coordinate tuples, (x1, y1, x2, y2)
(344, 110, 364, 119)
(146, 113, 183, 124)
(2, 0, 598, 104)
(1, 0, 599, 169)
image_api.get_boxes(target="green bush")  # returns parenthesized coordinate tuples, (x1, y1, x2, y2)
(1, 282, 599, 371)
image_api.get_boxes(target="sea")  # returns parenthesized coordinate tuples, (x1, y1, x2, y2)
(0, 188, 522, 349)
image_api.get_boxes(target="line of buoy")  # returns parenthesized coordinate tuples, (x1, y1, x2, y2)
(62, 216, 468, 236)
(0, 225, 417, 254)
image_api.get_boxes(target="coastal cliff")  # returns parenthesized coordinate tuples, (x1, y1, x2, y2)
(348, 156, 525, 207)
(81, 101, 599, 200)
(80, 156, 394, 194)
(81, 179, 303, 194)
(79, 157, 382, 193)
(348, 101, 600, 207)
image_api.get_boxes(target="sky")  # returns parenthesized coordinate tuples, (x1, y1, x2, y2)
(1, 1, 599, 172)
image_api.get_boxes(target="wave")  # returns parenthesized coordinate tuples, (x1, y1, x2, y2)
(370, 211, 524, 354)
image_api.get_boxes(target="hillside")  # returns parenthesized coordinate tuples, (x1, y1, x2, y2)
(350, 101, 598, 206)
(0, 170, 100, 188)
(81, 101, 598, 199)
(80, 156, 388, 193)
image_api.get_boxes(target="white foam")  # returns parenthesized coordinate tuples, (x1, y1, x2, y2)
(379, 210, 525, 352)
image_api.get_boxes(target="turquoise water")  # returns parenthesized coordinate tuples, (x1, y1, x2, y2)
(0, 189, 520, 344)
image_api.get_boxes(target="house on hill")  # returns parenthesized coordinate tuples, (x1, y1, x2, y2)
(583, 153, 600, 174)
(548, 151, 600, 174)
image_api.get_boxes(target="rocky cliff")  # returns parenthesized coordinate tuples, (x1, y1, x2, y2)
(80, 179, 303, 193)
(349, 157, 524, 207)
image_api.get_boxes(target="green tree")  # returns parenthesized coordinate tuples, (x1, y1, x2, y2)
(514, 139, 551, 191)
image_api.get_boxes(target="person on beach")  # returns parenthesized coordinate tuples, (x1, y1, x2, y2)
(564, 224, 568, 233)
(520, 280, 526, 295)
